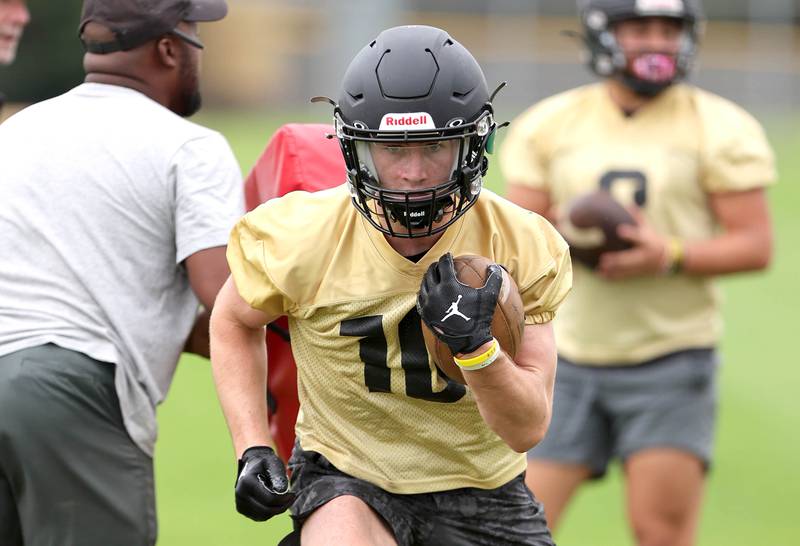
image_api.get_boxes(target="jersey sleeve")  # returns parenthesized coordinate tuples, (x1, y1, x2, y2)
(226, 209, 287, 317)
(699, 95, 776, 193)
(173, 132, 244, 264)
(498, 104, 549, 190)
(517, 216, 573, 325)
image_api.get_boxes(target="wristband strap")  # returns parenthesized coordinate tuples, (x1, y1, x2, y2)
(453, 338, 500, 371)
(662, 237, 684, 275)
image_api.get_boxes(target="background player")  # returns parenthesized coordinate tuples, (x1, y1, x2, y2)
(500, 1, 775, 544)
(211, 25, 572, 546)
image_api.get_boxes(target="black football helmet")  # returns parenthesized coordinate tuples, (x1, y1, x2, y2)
(578, 0, 704, 96)
(316, 25, 503, 238)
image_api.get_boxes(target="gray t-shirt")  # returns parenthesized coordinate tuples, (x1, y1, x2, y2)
(0, 83, 244, 456)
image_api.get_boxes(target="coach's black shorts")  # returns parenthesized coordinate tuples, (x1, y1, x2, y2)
(287, 445, 554, 546)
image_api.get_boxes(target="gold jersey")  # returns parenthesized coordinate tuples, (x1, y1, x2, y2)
(500, 83, 775, 365)
(227, 185, 571, 494)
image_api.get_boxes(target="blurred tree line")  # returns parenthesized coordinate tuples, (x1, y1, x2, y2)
(0, 0, 85, 102)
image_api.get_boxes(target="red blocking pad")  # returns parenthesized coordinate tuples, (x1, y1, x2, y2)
(244, 123, 346, 462)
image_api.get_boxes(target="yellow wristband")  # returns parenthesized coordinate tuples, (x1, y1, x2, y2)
(663, 237, 684, 275)
(453, 338, 500, 371)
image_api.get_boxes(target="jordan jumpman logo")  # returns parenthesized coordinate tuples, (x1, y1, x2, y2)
(441, 295, 471, 322)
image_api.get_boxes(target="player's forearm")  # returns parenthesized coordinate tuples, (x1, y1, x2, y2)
(682, 229, 772, 276)
(464, 351, 553, 453)
(210, 311, 273, 458)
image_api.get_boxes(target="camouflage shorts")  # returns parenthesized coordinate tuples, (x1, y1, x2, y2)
(287, 446, 554, 546)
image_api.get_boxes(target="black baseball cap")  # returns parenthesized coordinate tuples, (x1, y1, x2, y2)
(79, 0, 228, 54)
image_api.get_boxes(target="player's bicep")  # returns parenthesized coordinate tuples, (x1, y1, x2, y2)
(506, 184, 552, 219)
(213, 276, 276, 331)
(708, 188, 773, 269)
(513, 322, 557, 395)
(708, 188, 771, 235)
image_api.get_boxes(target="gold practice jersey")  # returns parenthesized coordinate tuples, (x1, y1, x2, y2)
(228, 185, 571, 494)
(500, 83, 775, 365)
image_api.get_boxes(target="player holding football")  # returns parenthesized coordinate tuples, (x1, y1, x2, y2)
(500, 1, 775, 544)
(211, 25, 572, 545)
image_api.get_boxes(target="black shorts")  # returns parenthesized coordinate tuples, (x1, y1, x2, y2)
(287, 446, 554, 546)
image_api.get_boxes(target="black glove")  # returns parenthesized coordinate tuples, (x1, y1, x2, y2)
(417, 253, 502, 355)
(235, 446, 294, 521)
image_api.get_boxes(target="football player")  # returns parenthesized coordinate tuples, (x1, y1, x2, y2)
(211, 25, 572, 546)
(500, 0, 775, 544)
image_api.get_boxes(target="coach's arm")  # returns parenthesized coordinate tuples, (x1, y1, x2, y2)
(183, 246, 231, 358)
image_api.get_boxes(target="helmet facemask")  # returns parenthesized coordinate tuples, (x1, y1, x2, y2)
(336, 109, 496, 238)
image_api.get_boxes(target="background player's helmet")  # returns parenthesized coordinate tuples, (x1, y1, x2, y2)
(328, 25, 500, 238)
(578, 0, 703, 96)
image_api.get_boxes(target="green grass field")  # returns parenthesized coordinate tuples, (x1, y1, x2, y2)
(153, 111, 800, 545)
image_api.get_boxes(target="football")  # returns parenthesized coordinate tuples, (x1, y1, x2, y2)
(421, 255, 525, 384)
(559, 190, 636, 269)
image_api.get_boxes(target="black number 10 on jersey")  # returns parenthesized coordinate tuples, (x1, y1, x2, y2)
(341, 308, 467, 403)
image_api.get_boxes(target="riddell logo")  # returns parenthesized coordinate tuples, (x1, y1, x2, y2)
(379, 112, 436, 131)
(635, 0, 683, 12)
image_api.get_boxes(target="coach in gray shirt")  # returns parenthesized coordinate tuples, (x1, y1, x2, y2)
(0, 1, 243, 544)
